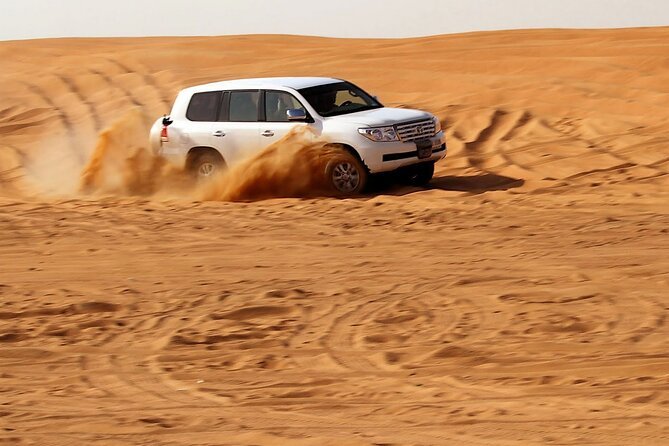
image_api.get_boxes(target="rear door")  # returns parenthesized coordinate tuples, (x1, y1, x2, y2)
(211, 90, 261, 165)
(258, 90, 311, 146)
(162, 91, 221, 163)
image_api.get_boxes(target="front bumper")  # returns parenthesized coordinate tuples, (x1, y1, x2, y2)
(358, 131, 447, 173)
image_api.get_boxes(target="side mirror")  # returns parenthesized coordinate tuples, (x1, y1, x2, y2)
(162, 115, 173, 126)
(287, 109, 307, 121)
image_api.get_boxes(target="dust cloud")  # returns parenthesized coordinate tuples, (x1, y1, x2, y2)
(78, 111, 339, 201)
(79, 108, 191, 197)
(198, 127, 340, 201)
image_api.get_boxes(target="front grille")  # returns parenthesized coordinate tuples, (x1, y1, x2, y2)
(395, 119, 436, 142)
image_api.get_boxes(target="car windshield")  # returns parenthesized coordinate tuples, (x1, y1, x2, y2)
(298, 81, 382, 117)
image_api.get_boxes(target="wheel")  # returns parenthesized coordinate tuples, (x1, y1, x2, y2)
(401, 162, 435, 186)
(190, 151, 225, 180)
(325, 150, 368, 195)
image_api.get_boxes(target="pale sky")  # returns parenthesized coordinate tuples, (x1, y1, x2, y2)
(2, 0, 669, 41)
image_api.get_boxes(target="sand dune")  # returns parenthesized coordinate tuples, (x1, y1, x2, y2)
(0, 28, 668, 445)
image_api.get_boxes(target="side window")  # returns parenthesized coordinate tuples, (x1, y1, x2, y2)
(186, 91, 222, 122)
(265, 91, 305, 122)
(229, 91, 260, 122)
(217, 91, 230, 122)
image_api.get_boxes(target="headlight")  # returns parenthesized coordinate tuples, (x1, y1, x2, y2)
(358, 126, 399, 142)
(433, 116, 442, 134)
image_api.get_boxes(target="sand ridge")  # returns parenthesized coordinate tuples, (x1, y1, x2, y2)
(1, 28, 668, 445)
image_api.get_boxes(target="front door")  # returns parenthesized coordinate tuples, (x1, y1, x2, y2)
(258, 90, 310, 147)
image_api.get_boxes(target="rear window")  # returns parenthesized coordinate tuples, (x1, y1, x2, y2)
(186, 91, 222, 122)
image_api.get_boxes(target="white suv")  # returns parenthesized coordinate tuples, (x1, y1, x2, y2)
(150, 77, 446, 194)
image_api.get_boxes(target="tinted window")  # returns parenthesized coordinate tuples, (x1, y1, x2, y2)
(265, 91, 306, 122)
(298, 81, 381, 117)
(186, 91, 222, 122)
(229, 91, 260, 122)
(217, 91, 230, 121)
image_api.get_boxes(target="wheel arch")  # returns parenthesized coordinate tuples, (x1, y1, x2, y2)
(327, 143, 369, 172)
(185, 146, 226, 171)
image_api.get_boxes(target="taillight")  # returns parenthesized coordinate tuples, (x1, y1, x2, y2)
(160, 126, 169, 143)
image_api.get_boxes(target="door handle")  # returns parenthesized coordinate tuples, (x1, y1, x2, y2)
(261, 130, 275, 137)
(212, 130, 226, 137)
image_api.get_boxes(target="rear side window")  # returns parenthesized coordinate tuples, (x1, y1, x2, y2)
(229, 91, 260, 122)
(186, 91, 222, 122)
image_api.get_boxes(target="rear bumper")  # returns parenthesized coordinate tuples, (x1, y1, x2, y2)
(359, 131, 447, 173)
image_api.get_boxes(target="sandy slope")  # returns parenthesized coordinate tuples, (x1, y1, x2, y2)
(1, 28, 668, 445)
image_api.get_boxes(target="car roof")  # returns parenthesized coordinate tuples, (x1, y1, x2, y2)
(187, 77, 343, 93)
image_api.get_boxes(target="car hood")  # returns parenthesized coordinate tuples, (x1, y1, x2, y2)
(326, 107, 433, 127)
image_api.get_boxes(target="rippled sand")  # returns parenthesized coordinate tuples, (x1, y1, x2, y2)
(0, 28, 668, 445)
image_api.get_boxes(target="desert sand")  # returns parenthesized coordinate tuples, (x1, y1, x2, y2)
(0, 28, 668, 445)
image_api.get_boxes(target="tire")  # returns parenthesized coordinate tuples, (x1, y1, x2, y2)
(325, 150, 368, 195)
(401, 162, 435, 186)
(189, 151, 225, 180)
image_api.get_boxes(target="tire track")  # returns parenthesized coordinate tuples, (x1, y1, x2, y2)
(54, 73, 103, 131)
(89, 68, 143, 108)
(108, 354, 209, 407)
(1, 144, 40, 194)
(105, 58, 172, 109)
(0, 105, 20, 120)
(0, 119, 52, 134)
(321, 298, 389, 372)
(463, 109, 544, 176)
(457, 109, 669, 184)
(648, 156, 669, 168)
(20, 81, 86, 165)
(550, 120, 669, 178)
(78, 354, 116, 399)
